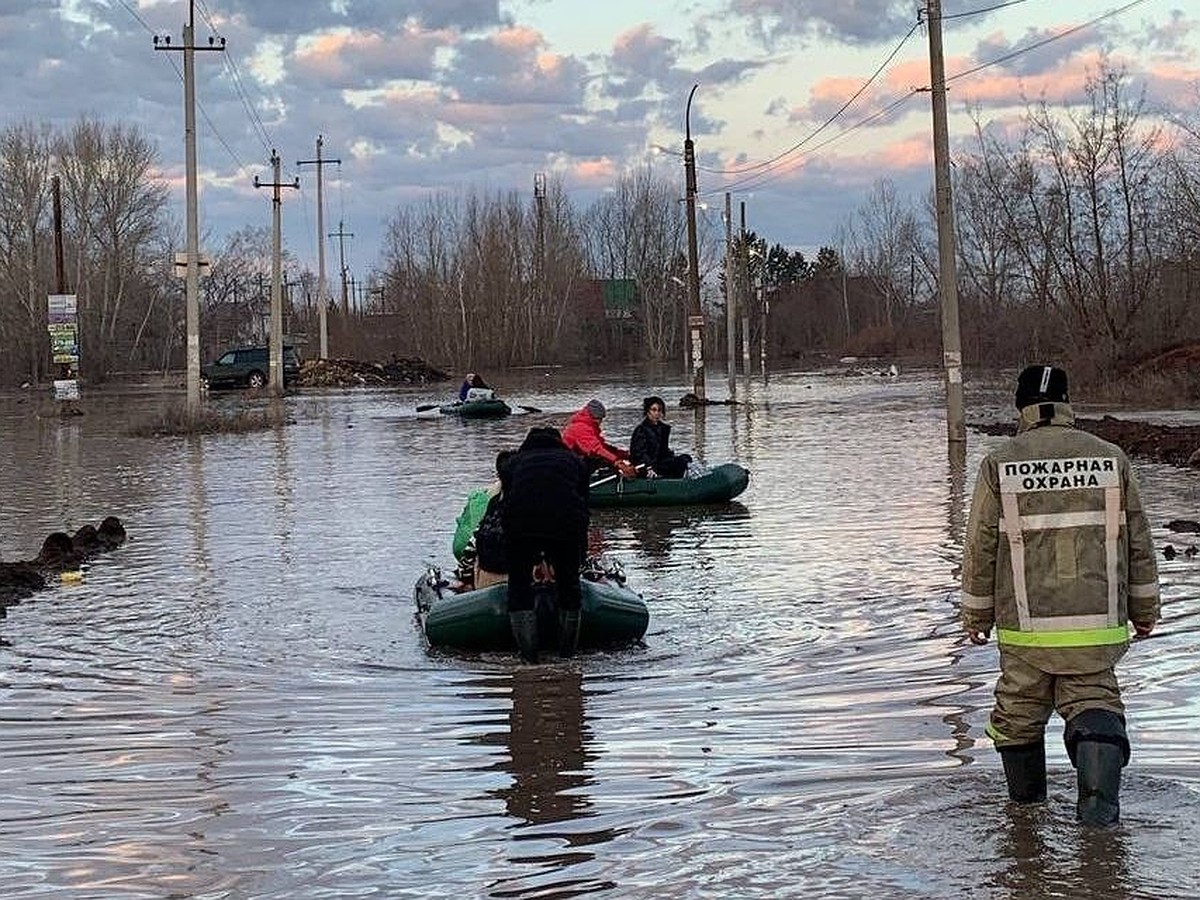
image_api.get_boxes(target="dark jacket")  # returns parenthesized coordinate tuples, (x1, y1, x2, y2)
(501, 429, 590, 543)
(630, 419, 674, 469)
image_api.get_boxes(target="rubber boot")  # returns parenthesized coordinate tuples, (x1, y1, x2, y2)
(509, 609, 539, 664)
(999, 741, 1047, 803)
(557, 609, 581, 658)
(1064, 709, 1129, 828)
(1074, 740, 1123, 826)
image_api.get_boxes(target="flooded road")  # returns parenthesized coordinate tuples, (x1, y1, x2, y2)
(1, 368, 1198, 899)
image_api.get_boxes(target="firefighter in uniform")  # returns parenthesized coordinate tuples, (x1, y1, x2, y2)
(961, 365, 1160, 826)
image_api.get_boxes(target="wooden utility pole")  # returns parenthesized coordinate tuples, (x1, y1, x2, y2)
(926, 0, 966, 443)
(52, 176, 66, 294)
(154, 2, 224, 414)
(297, 136, 341, 360)
(683, 83, 706, 401)
(254, 150, 299, 394)
(329, 220, 354, 317)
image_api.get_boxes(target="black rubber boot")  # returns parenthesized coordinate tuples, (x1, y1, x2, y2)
(1064, 709, 1129, 827)
(1074, 740, 1123, 826)
(557, 609, 581, 658)
(509, 610, 539, 664)
(999, 741, 1047, 802)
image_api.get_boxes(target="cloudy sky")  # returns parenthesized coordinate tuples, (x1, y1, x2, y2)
(4, 0, 1197, 283)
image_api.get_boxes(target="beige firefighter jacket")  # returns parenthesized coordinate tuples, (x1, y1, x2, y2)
(960, 401, 1160, 674)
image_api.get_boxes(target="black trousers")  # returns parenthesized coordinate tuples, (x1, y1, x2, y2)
(655, 453, 691, 478)
(506, 535, 583, 612)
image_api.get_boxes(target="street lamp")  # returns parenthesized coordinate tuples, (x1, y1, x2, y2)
(683, 83, 705, 402)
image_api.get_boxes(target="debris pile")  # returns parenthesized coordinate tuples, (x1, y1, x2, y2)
(296, 357, 449, 388)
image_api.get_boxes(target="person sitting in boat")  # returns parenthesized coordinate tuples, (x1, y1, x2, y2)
(630, 395, 693, 479)
(501, 426, 591, 662)
(471, 454, 511, 589)
(458, 372, 494, 402)
(562, 399, 637, 478)
(452, 450, 513, 585)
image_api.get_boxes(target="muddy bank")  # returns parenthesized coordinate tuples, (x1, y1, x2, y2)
(972, 415, 1200, 468)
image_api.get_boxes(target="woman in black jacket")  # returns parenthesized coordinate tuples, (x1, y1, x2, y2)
(630, 396, 692, 479)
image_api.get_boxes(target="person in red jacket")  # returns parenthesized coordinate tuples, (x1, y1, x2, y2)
(561, 400, 637, 477)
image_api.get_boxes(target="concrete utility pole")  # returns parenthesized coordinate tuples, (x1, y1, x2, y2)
(683, 83, 706, 402)
(926, 0, 966, 443)
(742, 201, 752, 375)
(297, 136, 340, 360)
(533, 172, 546, 359)
(154, 1, 224, 414)
(724, 192, 736, 399)
(254, 150, 299, 395)
(329, 220, 354, 317)
(739, 201, 752, 377)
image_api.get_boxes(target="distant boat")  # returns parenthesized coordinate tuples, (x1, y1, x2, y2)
(438, 397, 512, 418)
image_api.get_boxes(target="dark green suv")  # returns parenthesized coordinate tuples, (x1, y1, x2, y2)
(201, 345, 301, 390)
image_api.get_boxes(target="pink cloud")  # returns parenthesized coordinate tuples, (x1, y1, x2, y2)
(571, 159, 618, 184)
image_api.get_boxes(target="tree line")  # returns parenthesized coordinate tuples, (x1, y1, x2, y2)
(835, 67, 1200, 383)
(2, 65, 1198, 387)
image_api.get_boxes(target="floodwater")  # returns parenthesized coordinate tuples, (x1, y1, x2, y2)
(1, 368, 1198, 900)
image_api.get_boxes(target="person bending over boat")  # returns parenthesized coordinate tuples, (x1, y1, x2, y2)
(501, 426, 590, 662)
(562, 399, 637, 478)
(630, 395, 693, 479)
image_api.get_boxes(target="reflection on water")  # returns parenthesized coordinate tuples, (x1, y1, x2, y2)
(0, 372, 1198, 898)
(492, 667, 593, 827)
(992, 809, 1136, 900)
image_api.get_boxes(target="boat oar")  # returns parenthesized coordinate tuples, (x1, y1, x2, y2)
(514, 404, 541, 413)
(416, 403, 442, 413)
(585, 468, 643, 489)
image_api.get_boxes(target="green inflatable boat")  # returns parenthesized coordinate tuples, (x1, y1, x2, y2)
(588, 462, 749, 508)
(438, 397, 512, 418)
(414, 568, 649, 652)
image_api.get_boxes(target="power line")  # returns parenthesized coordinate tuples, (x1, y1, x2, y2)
(709, 90, 924, 196)
(946, 0, 1153, 84)
(706, 0, 1155, 196)
(944, 0, 1030, 20)
(700, 20, 922, 178)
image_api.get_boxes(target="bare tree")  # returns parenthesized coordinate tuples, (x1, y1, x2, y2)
(0, 121, 52, 383)
(582, 167, 686, 359)
(56, 118, 169, 379)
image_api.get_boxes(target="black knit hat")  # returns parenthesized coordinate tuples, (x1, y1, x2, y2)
(1015, 365, 1069, 409)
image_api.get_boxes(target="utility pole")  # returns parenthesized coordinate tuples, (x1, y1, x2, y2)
(739, 201, 752, 377)
(253, 150, 299, 395)
(724, 192, 736, 399)
(329, 220, 354, 317)
(926, 0, 966, 443)
(533, 172, 546, 360)
(683, 83, 706, 402)
(297, 136, 340, 360)
(154, 2, 224, 414)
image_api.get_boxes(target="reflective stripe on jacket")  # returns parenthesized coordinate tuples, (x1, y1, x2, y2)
(960, 401, 1160, 674)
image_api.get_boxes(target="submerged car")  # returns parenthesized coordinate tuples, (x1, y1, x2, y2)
(201, 345, 301, 390)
